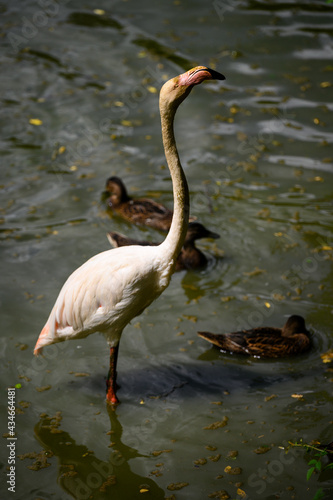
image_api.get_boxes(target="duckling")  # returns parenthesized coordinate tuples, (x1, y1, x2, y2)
(107, 221, 220, 271)
(198, 315, 311, 358)
(105, 176, 195, 231)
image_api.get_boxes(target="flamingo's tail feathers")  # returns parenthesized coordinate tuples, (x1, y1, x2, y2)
(34, 323, 52, 356)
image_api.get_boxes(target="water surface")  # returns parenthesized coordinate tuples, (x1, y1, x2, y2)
(1, 1, 333, 499)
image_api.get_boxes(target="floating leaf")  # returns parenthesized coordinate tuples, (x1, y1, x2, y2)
(29, 118, 43, 126)
(321, 350, 333, 363)
(121, 120, 132, 127)
(152, 449, 172, 457)
(243, 267, 266, 277)
(254, 446, 271, 454)
(35, 385, 51, 392)
(204, 416, 228, 430)
(208, 491, 230, 500)
(182, 314, 197, 323)
(194, 458, 207, 465)
(224, 465, 242, 475)
(167, 482, 189, 491)
(264, 394, 277, 402)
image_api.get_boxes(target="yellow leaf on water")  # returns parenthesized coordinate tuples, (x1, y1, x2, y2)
(121, 120, 132, 127)
(321, 350, 333, 363)
(291, 394, 303, 399)
(58, 146, 66, 154)
(237, 488, 247, 498)
(140, 489, 149, 493)
(147, 86, 158, 94)
(29, 118, 43, 126)
(93, 9, 105, 15)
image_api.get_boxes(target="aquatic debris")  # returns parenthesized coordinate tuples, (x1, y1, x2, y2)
(254, 446, 272, 454)
(224, 465, 242, 475)
(226, 450, 238, 459)
(99, 476, 116, 491)
(35, 385, 51, 392)
(291, 394, 304, 399)
(18, 450, 53, 471)
(208, 491, 230, 499)
(151, 449, 172, 457)
(194, 458, 207, 466)
(206, 445, 217, 451)
(69, 372, 90, 377)
(208, 454, 221, 462)
(182, 314, 198, 323)
(167, 482, 189, 491)
(321, 350, 333, 363)
(204, 416, 229, 430)
(243, 267, 266, 277)
(264, 394, 277, 402)
(29, 118, 43, 126)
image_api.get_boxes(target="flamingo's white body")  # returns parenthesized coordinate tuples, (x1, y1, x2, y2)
(34, 66, 225, 404)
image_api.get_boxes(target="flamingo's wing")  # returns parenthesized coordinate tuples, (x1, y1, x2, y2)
(34, 245, 166, 354)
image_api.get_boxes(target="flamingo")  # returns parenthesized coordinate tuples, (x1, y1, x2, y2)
(34, 66, 226, 404)
(198, 315, 311, 358)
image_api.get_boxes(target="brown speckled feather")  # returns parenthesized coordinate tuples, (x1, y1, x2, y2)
(198, 315, 311, 358)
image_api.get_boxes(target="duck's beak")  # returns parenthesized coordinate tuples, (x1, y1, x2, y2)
(206, 229, 220, 240)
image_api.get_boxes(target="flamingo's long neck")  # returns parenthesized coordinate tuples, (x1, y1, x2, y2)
(159, 98, 190, 263)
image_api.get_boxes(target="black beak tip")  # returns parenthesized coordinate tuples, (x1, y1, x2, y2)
(208, 67, 226, 81)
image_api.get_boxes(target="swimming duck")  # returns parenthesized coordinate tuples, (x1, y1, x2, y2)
(198, 315, 311, 358)
(105, 176, 195, 231)
(107, 221, 220, 271)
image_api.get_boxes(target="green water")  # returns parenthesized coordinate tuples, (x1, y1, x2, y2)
(1, 1, 332, 499)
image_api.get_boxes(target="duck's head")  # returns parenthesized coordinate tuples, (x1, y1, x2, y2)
(105, 176, 130, 204)
(185, 222, 220, 242)
(283, 315, 308, 336)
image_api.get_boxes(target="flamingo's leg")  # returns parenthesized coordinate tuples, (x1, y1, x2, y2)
(106, 345, 120, 405)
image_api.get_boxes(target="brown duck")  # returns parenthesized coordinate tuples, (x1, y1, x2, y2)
(105, 176, 195, 231)
(107, 221, 220, 271)
(198, 315, 311, 358)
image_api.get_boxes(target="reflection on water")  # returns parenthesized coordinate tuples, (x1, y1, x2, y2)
(33, 408, 165, 499)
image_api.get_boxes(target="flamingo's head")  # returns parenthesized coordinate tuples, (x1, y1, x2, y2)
(160, 66, 225, 112)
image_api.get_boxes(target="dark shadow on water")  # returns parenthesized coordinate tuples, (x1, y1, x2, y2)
(68, 349, 320, 406)
(34, 408, 165, 500)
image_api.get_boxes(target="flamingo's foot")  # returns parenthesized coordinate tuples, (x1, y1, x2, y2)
(106, 383, 120, 405)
